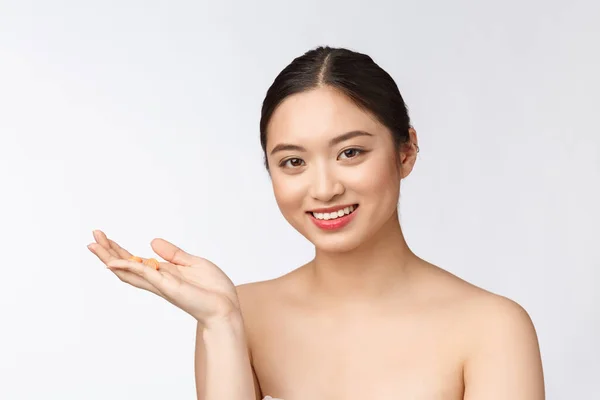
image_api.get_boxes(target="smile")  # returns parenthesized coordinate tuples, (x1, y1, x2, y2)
(310, 204, 357, 220)
(307, 204, 359, 231)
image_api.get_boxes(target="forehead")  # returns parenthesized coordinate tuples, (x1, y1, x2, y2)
(266, 86, 385, 151)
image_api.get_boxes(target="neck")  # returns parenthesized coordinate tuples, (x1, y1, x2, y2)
(306, 209, 417, 304)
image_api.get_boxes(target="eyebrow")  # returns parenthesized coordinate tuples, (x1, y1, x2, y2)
(269, 130, 374, 155)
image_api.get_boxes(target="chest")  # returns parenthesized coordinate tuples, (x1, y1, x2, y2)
(250, 309, 465, 400)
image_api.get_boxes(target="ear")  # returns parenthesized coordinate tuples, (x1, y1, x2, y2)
(399, 127, 419, 179)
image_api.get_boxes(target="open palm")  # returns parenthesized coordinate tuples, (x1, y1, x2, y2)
(88, 230, 240, 324)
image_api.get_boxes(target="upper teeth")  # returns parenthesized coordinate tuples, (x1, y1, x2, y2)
(312, 205, 356, 220)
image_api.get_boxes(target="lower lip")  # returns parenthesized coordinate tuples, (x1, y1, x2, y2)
(308, 206, 359, 231)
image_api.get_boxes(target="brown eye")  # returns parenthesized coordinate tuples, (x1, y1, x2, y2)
(280, 158, 305, 168)
(339, 148, 363, 160)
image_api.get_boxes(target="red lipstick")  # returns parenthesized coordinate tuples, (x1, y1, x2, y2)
(307, 204, 359, 231)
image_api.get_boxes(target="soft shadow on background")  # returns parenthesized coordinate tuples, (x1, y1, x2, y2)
(0, 1, 598, 398)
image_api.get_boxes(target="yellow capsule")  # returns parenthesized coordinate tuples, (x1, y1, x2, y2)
(129, 256, 143, 263)
(143, 258, 160, 270)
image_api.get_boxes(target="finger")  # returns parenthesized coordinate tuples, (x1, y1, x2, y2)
(109, 268, 161, 295)
(88, 243, 118, 265)
(108, 239, 133, 260)
(93, 230, 110, 248)
(107, 259, 168, 283)
(93, 230, 119, 258)
(107, 259, 176, 297)
(93, 249, 163, 295)
(150, 238, 202, 267)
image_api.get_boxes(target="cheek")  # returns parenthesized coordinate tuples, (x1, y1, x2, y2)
(272, 175, 306, 211)
(351, 155, 400, 199)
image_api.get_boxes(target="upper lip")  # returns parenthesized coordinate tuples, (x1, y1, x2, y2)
(308, 204, 358, 213)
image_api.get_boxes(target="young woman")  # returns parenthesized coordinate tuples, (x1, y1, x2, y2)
(88, 46, 545, 399)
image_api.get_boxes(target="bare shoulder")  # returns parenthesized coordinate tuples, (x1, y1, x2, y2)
(418, 262, 544, 398)
(457, 281, 542, 361)
(235, 272, 294, 313)
(234, 269, 300, 332)
(416, 261, 537, 329)
(463, 287, 538, 334)
(235, 279, 275, 327)
(462, 290, 544, 397)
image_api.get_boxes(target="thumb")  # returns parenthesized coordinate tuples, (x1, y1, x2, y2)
(151, 238, 201, 266)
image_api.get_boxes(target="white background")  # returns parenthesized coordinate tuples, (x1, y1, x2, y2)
(0, 1, 598, 398)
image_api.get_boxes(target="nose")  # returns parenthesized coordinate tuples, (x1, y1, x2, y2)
(308, 165, 345, 202)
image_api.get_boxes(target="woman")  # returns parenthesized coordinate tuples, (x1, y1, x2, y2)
(88, 46, 545, 399)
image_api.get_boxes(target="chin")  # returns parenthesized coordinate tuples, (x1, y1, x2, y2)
(303, 224, 370, 254)
(313, 235, 364, 253)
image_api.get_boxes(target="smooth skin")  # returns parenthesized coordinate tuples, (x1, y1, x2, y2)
(89, 86, 544, 399)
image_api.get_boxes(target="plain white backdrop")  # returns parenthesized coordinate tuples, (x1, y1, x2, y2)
(0, 0, 598, 398)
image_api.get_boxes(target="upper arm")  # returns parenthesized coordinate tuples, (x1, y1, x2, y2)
(463, 298, 545, 399)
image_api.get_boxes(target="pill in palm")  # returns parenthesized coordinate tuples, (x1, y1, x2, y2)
(143, 258, 160, 270)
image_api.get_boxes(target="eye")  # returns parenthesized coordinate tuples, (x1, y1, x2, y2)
(279, 157, 305, 168)
(338, 148, 363, 160)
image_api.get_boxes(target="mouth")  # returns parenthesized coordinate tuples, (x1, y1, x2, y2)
(307, 204, 359, 220)
(306, 204, 359, 231)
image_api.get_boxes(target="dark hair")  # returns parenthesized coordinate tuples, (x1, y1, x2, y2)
(259, 46, 413, 172)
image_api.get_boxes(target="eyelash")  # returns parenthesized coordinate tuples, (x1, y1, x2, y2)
(278, 148, 366, 169)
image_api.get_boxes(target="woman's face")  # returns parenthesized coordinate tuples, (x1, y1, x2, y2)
(265, 86, 416, 253)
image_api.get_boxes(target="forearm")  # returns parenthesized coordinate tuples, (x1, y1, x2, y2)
(201, 315, 256, 400)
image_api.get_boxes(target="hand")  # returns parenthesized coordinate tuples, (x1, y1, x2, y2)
(88, 230, 241, 325)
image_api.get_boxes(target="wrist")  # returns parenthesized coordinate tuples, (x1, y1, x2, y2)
(203, 311, 245, 336)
